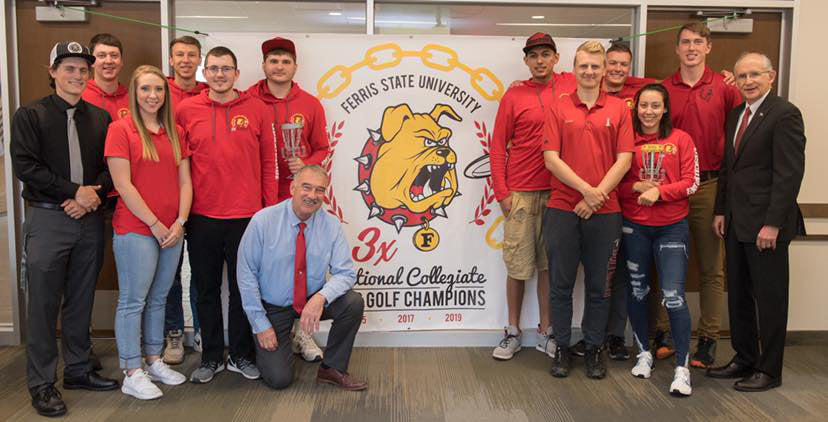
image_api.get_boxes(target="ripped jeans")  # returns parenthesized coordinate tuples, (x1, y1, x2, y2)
(622, 219, 691, 367)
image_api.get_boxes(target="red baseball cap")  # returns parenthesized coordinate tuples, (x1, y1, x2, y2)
(261, 37, 296, 58)
(523, 32, 557, 54)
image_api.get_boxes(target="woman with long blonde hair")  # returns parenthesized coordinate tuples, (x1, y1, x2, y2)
(105, 64, 192, 399)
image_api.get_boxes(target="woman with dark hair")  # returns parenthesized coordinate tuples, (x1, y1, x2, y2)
(617, 83, 699, 396)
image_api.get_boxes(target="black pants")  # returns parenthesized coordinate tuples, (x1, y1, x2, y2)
(186, 215, 254, 364)
(606, 244, 629, 339)
(256, 290, 364, 390)
(24, 206, 104, 393)
(544, 208, 621, 348)
(725, 225, 790, 379)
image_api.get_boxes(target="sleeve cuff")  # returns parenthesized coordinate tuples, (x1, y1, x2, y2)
(250, 314, 273, 334)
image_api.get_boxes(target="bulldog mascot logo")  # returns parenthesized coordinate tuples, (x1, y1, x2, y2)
(354, 103, 462, 252)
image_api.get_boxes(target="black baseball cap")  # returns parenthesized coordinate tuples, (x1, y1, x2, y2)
(49, 41, 95, 67)
(523, 32, 557, 54)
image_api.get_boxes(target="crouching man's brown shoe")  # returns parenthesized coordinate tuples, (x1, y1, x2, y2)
(316, 366, 368, 391)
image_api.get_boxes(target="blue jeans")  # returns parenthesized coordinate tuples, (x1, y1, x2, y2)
(164, 244, 200, 333)
(622, 219, 691, 367)
(113, 233, 183, 369)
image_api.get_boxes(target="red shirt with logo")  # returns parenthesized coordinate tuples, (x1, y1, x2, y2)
(662, 67, 742, 171)
(618, 129, 699, 226)
(176, 89, 278, 219)
(606, 76, 658, 109)
(82, 79, 130, 121)
(246, 80, 330, 202)
(168, 77, 208, 112)
(104, 118, 191, 236)
(542, 90, 635, 214)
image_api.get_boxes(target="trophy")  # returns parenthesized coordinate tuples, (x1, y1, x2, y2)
(281, 123, 306, 178)
(639, 144, 666, 182)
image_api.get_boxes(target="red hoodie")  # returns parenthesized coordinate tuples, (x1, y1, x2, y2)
(618, 129, 699, 226)
(82, 79, 130, 121)
(246, 80, 330, 201)
(176, 89, 278, 219)
(168, 77, 208, 112)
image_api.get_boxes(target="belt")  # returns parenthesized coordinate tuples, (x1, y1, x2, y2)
(27, 201, 62, 210)
(700, 170, 719, 183)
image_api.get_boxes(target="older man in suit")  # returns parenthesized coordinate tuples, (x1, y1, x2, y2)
(708, 52, 806, 392)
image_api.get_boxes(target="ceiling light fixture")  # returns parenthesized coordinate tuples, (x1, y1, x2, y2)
(329, 12, 342, 16)
(531, 15, 545, 19)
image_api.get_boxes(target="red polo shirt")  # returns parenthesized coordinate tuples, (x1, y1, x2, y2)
(542, 90, 635, 214)
(104, 118, 191, 236)
(82, 79, 130, 121)
(662, 67, 742, 171)
(606, 76, 658, 109)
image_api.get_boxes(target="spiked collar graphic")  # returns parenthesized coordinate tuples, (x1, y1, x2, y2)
(354, 128, 458, 234)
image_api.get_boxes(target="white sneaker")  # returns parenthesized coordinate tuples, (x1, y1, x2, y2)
(192, 330, 203, 353)
(631, 351, 654, 379)
(147, 359, 186, 385)
(292, 329, 324, 362)
(121, 369, 162, 400)
(670, 366, 692, 396)
(535, 326, 556, 358)
(492, 326, 521, 360)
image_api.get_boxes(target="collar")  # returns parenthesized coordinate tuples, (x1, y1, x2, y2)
(744, 90, 771, 116)
(51, 93, 86, 113)
(287, 201, 319, 229)
(570, 89, 607, 109)
(671, 66, 713, 87)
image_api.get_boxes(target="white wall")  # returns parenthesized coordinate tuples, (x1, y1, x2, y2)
(787, 0, 828, 330)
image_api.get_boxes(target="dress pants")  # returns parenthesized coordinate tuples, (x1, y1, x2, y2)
(687, 179, 725, 339)
(256, 290, 364, 389)
(186, 215, 254, 364)
(725, 224, 790, 378)
(24, 206, 104, 393)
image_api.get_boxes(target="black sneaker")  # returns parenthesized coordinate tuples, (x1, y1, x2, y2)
(606, 336, 630, 361)
(585, 346, 607, 379)
(550, 346, 571, 378)
(691, 336, 717, 368)
(653, 330, 675, 360)
(571, 340, 586, 357)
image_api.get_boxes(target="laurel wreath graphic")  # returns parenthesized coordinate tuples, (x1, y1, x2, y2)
(470, 120, 496, 226)
(323, 120, 347, 224)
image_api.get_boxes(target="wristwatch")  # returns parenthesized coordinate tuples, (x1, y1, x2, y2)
(176, 217, 187, 226)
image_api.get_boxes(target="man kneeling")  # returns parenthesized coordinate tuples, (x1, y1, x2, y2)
(237, 165, 367, 391)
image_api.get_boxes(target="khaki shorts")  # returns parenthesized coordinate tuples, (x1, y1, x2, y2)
(502, 190, 549, 280)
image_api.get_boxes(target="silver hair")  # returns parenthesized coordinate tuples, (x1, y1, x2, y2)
(735, 52, 774, 72)
(295, 165, 330, 185)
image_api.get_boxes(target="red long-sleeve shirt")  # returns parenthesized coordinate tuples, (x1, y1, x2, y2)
(618, 129, 699, 226)
(246, 80, 330, 202)
(82, 79, 129, 121)
(490, 73, 576, 201)
(175, 89, 277, 219)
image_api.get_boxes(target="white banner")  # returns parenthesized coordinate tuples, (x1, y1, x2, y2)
(205, 34, 605, 331)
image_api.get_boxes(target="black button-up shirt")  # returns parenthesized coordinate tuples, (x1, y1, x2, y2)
(11, 94, 113, 204)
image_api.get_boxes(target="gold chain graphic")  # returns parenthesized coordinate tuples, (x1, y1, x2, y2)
(315, 43, 504, 101)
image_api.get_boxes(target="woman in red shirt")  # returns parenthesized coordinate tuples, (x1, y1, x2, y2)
(106, 65, 192, 400)
(617, 84, 699, 396)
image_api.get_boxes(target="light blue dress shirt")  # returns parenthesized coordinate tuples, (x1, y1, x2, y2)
(237, 200, 356, 334)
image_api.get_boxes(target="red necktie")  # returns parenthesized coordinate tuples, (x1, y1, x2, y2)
(293, 222, 307, 314)
(734, 108, 752, 152)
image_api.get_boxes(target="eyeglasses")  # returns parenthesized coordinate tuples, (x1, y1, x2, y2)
(205, 65, 236, 74)
(735, 70, 771, 82)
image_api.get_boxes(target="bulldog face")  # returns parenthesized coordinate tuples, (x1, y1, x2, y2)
(370, 104, 461, 214)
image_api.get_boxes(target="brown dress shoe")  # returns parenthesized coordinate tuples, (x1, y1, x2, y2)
(316, 367, 368, 391)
